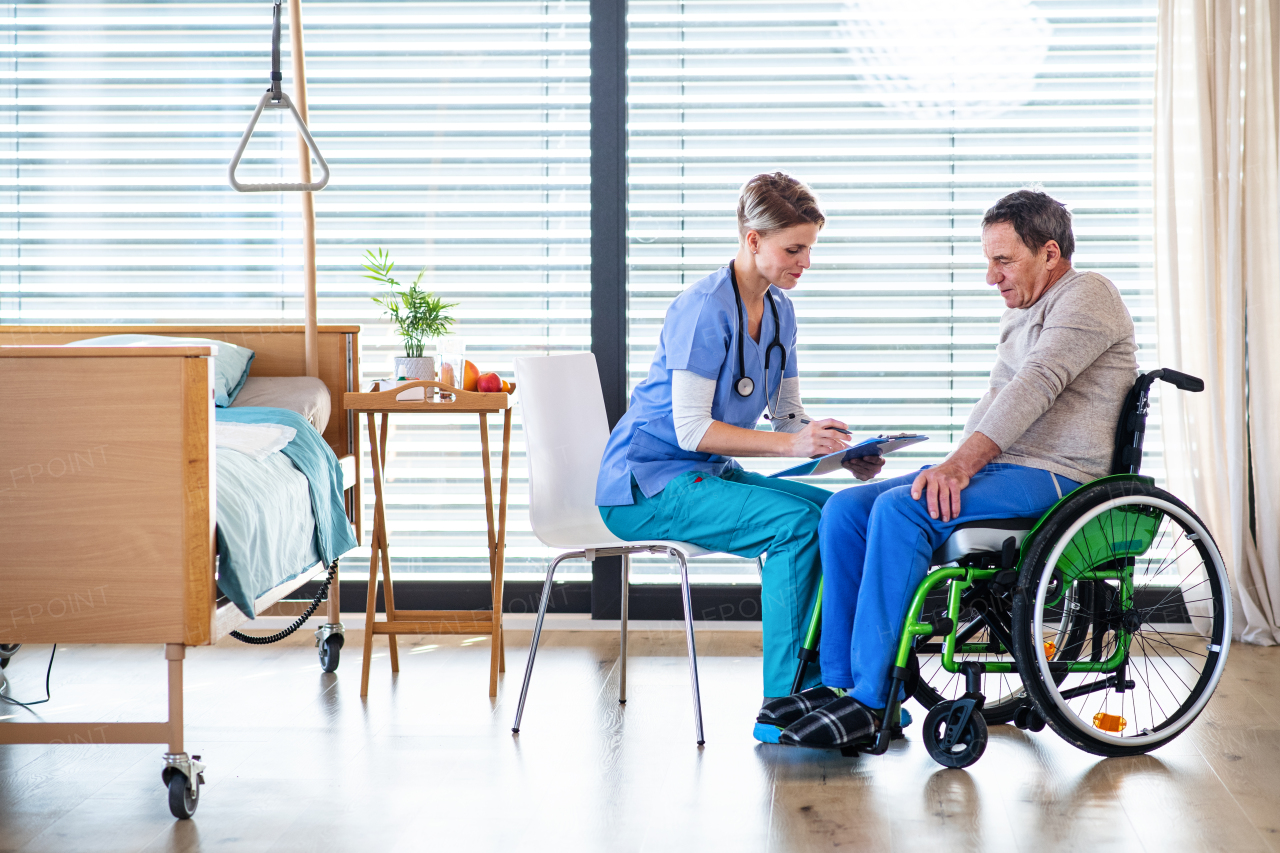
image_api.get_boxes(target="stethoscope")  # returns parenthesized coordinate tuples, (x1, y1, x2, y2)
(729, 260, 787, 419)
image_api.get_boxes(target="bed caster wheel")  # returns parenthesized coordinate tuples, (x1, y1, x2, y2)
(923, 700, 988, 769)
(318, 634, 344, 673)
(162, 753, 205, 820)
(1013, 703, 1046, 732)
(166, 772, 199, 819)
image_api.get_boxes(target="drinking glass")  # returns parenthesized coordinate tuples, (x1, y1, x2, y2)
(437, 338, 466, 398)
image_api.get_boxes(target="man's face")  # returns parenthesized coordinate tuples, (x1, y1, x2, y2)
(982, 221, 1062, 309)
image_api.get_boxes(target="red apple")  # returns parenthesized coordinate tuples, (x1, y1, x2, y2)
(477, 372, 503, 393)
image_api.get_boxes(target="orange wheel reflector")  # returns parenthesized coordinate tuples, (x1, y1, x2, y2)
(1092, 712, 1127, 733)
(1043, 641, 1057, 659)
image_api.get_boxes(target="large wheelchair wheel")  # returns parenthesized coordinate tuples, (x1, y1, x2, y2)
(913, 571, 1094, 725)
(1012, 479, 1231, 757)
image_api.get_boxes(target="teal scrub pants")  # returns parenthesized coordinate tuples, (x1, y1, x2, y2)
(599, 468, 830, 698)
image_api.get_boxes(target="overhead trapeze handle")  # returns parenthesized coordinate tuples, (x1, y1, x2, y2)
(228, 0, 330, 193)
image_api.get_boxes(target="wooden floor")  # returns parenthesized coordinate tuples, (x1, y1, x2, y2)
(0, 625, 1277, 853)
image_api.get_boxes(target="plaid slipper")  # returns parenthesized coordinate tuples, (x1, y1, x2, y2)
(778, 696, 879, 749)
(756, 686, 847, 729)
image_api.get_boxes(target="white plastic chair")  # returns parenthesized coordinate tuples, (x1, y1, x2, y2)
(511, 352, 712, 744)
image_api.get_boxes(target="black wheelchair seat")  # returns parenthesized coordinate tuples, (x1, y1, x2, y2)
(932, 517, 1038, 566)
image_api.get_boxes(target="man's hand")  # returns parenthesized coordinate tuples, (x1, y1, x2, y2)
(910, 462, 971, 521)
(842, 454, 884, 481)
(910, 432, 1001, 522)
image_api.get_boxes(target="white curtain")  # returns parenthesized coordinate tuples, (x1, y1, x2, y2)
(1155, 0, 1280, 644)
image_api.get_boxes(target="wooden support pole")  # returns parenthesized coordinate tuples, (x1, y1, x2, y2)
(288, 0, 320, 379)
(165, 643, 185, 754)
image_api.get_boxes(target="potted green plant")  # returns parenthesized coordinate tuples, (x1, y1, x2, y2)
(364, 248, 457, 384)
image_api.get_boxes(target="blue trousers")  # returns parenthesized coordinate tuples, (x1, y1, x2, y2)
(818, 463, 1080, 709)
(600, 469, 830, 698)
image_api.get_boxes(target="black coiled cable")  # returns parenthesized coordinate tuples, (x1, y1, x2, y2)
(230, 561, 337, 645)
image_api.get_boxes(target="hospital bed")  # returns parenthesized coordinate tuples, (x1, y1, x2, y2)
(0, 324, 360, 818)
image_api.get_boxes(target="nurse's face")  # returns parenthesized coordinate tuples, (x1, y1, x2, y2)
(746, 223, 820, 290)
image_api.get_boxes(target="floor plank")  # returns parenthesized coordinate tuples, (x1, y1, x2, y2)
(0, 628, 1275, 853)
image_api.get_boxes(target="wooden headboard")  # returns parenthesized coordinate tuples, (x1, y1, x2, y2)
(0, 325, 360, 459)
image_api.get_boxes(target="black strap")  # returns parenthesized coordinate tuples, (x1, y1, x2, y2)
(729, 260, 747, 389)
(270, 0, 283, 99)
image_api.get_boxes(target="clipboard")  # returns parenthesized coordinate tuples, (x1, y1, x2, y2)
(768, 433, 929, 478)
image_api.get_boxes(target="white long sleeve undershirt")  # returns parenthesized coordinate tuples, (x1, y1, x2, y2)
(670, 370, 809, 452)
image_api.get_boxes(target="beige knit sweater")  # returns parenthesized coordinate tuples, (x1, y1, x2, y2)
(961, 268, 1138, 484)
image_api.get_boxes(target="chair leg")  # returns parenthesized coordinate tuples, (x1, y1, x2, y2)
(672, 548, 705, 745)
(512, 551, 576, 733)
(620, 553, 629, 704)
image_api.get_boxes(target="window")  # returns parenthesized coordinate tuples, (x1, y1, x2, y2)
(0, 1, 591, 581)
(626, 0, 1160, 582)
(0, 0, 1162, 589)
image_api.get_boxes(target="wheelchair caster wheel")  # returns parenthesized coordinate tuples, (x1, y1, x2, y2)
(319, 634, 343, 673)
(1014, 703, 1046, 732)
(923, 700, 988, 768)
(166, 772, 199, 819)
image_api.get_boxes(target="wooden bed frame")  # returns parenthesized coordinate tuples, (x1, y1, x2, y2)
(0, 325, 360, 808)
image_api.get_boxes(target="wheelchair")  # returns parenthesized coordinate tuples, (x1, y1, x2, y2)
(791, 368, 1232, 768)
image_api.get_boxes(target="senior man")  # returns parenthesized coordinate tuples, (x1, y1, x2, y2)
(756, 189, 1139, 749)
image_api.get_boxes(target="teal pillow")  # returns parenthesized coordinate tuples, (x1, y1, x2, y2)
(67, 334, 256, 407)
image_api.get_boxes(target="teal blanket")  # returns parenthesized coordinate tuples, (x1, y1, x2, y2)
(215, 407, 358, 616)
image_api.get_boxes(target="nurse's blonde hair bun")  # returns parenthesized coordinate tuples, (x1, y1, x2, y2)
(737, 172, 825, 239)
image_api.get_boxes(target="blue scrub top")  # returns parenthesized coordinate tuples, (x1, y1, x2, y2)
(596, 264, 800, 507)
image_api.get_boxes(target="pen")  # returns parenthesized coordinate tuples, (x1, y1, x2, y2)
(799, 418, 851, 436)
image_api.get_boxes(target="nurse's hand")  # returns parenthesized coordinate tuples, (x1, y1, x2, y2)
(842, 454, 885, 481)
(789, 419, 850, 458)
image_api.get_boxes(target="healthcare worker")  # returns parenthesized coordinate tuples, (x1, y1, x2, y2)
(595, 172, 885, 719)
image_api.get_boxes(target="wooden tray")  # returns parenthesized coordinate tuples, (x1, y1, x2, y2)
(343, 379, 514, 413)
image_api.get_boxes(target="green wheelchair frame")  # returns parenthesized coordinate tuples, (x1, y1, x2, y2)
(786, 368, 1228, 765)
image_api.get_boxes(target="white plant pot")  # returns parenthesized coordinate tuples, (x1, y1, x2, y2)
(393, 356, 436, 401)
(394, 356, 435, 381)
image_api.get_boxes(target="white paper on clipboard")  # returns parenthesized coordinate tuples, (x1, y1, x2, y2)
(768, 434, 929, 478)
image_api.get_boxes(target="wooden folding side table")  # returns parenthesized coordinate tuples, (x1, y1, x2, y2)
(343, 379, 514, 697)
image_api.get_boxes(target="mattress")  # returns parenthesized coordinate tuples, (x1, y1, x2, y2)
(229, 376, 331, 433)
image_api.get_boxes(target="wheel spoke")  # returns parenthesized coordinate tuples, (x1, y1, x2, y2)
(1132, 634, 1183, 720)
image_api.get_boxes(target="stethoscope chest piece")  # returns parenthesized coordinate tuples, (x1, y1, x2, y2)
(735, 376, 755, 397)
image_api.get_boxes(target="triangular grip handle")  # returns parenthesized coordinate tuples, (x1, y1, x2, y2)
(228, 89, 330, 193)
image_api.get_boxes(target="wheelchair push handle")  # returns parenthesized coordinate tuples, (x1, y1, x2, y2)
(1154, 368, 1204, 393)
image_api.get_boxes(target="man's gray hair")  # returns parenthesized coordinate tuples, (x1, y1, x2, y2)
(982, 189, 1075, 260)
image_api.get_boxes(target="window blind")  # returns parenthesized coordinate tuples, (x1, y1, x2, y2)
(0, 1, 591, 580)
(626, 0, 1161, 582)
